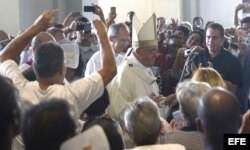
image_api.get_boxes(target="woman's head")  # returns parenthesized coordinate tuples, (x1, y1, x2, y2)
(192, 67, 226, 88)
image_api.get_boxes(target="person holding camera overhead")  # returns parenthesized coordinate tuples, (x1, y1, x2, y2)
(74, 16, 99, 77)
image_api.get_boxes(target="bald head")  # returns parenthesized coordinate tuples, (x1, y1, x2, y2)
(31, 32, 56, 51)
(197, 87, 241, 149)
(198, 87, 240, 131)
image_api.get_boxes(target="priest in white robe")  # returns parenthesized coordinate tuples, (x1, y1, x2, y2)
(107, 13, 172, 124)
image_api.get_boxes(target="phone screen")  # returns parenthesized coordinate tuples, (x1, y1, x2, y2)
(84, 23, 92, 32)
(84, 6, 95, 12)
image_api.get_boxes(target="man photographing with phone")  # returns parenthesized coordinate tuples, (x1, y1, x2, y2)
(74, 16, 99, 77)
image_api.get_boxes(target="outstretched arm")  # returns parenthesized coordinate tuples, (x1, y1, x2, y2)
(0, 10, 57, 63)
(93, 20, 117, 86)
(234, 4, 244, 27)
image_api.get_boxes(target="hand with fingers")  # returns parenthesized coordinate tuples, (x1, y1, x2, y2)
(92, 4, 104, 18)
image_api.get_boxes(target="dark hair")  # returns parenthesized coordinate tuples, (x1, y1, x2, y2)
(21, 99, 76, 150)
(241, 16, 250, 24)
(206, 23, 224, 38)
(83, 89, 110, 117)
(176, 25, 190, 37)
(82, 117, 124, 150)
(0, 75, 20, 142)
(33, 42, 64, 78)
(193, 16, 203, 24)
(75, 16, 89, 23)
(47, 27, 64, 37)
(190, 30, 205, 45)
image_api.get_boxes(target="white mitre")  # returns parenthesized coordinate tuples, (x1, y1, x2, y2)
(132, 13, 158, 49)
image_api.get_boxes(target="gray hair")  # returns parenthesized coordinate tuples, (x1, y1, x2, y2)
(107, 23, 129, 38)
(176, 80, 211, 124)
(124, 97, 161, 146)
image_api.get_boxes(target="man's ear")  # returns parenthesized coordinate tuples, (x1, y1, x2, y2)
(109, 36, 115, 43)
(195, 117, 203, 133)
(135, 47, 142, 55)
(59, 63, 66, 76)
(159, 122, 165, 136)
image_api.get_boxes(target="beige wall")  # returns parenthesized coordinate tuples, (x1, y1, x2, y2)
(0, 0, 19, 36)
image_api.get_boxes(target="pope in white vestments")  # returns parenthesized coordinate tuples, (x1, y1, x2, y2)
(107, 13, 170, 122)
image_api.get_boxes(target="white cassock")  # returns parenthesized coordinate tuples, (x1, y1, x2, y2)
(107, 53, 169, 122)
(85, 50, 124, 76)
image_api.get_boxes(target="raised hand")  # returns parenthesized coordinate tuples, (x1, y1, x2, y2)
(92, 19, 107, 36)
(34, 9, 58, 31)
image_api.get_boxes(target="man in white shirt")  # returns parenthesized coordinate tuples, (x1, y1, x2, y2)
(0, 10, 116, 120)
(85, 22, 129, 76)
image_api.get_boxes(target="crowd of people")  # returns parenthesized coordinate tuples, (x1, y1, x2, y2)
(1, 2, 250, 150)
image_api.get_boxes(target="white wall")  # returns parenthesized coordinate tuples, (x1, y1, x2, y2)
(0, 0, 19, 36)
(0, 0, 246, 36)
(199, 0, 242, 28)
(98, 0, 182, 23)
(19, 0, 54, 31)
(19, 0, 83, 31)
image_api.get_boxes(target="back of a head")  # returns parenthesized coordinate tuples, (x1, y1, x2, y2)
(192, 67, 226, 88)
(31, 32, 56, 51)
(47, 27, 65, 42)
(241, 16, 250, 25)
(33, 42, 64, 78)
(176, 80, 211, 124)
(176, 25, 190, 37)
(198, 87, 241, 148)
(0, 75, 20, 142)
(124, 97, 161, 146)
(21, 99, 76, 150)
(82, 116, 124, 150)
(75, 16, 89, 23)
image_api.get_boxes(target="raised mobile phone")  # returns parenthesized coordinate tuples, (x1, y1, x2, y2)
(84, 22, 92, 32)
(111, 7, 116, 14)
(76, 23, 92, 32)
(76, 24, 85, 31)
(84, 6, 95, 12)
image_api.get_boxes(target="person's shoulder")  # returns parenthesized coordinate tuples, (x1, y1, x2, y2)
(221, 48, 236, 57)
(90, 51, 101, 60)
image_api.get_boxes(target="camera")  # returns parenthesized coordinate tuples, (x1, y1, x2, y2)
(76, 22, 92, 32)
(111, 7, 116, 14)
(184, 49, 192, 57)
(83, 6, 95, 12)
